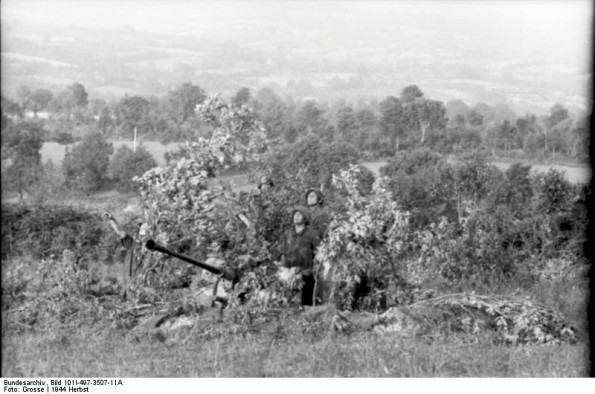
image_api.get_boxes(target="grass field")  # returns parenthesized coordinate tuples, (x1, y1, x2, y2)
(2, 322, 588, 377)
(2, 258, 589, 377)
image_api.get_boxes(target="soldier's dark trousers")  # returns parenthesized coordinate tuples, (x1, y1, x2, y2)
(301, 274, 316, 306)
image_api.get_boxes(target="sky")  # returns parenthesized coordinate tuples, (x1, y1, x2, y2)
(2, 0, 591, 51)
(1, 0, 593, 111)
(2, 1, 591, 64)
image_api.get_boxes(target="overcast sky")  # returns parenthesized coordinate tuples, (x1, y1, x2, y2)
(2, 0, 592, 71)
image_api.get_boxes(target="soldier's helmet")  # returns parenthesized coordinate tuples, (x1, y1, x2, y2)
(257, 176, 274, 190)
(304, 188, 324, 205)
(291, 205, 311, 225)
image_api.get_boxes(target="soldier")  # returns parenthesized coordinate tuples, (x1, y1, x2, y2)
(304, 188, 331, 242)
(257, 175, 274, 192)
(279, 205, 321, 306)
(103, 212, 145, 300)
(304, 188, 334, 304)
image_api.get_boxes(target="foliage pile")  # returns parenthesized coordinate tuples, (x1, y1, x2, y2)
(377, 293, 582, 345)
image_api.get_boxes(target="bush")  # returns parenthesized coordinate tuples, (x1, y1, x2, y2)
(1, 202, 123, 264)
(380, 149, 455, 228)
(0, 121, 45, 198)
(110, 145, 158, 193)
(317, 166, 432, 312)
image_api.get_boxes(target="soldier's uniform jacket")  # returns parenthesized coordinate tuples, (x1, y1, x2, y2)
(309, 205, 331, 240)
(282, 225, 320, 272)
(304, 189, 332, 241)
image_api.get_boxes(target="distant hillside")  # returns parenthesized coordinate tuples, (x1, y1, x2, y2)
(1, 17, 590, 118)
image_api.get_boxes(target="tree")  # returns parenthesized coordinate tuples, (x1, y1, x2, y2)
(262, 134, 360, 191)
(335, 105, 358, 143)
(399, 86, 446, 145)
(167, 82, 206, 123)
(231, 87, 251, 107)
(400, 84, 424, 104)
(443, 151, 503, 222)
(295, 100, 328, 136)
(568, 116, 589, 159)
(115, 95, 150, 138)
(30, 89, 54, 115)
(62, 132, 114, 193)
(467, 110, 484, 127)
(379, 96, 404, 153)
(253, 88, 295, 142)
(1, 121, 45, 198)
(402, 98, 446, 144)
(452, 114, 467, 128)
(16, 85, 33, 113)
(380, 148, 454, 228)
(544, 103, 572, 158)
(66, 82, 88, 109)
(355, 108, 380, 151)
(1, 96, 23, 128)
(486, 163, 534, 219)
(97, 107, 114, 135)
(546, 103, 569, 130)
(494, 120, 520, 153)
(110, 145, 157, 193)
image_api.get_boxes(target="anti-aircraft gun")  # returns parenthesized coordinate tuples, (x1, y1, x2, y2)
(145, 239, 301, 309)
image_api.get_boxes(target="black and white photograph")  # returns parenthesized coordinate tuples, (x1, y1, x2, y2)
(1, 0, 592, 380)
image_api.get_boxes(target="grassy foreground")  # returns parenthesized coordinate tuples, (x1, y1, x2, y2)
(2, 323, 589, 377)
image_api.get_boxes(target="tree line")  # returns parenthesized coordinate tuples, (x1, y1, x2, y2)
(1, 81, 589, 200)
(3, 81, 589, 159)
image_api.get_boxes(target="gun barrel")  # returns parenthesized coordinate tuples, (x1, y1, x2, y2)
(145, 240, 238, 284)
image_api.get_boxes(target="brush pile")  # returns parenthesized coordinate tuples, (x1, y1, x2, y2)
(375, 293, 581, 345)
(120, 291, 581, 346)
